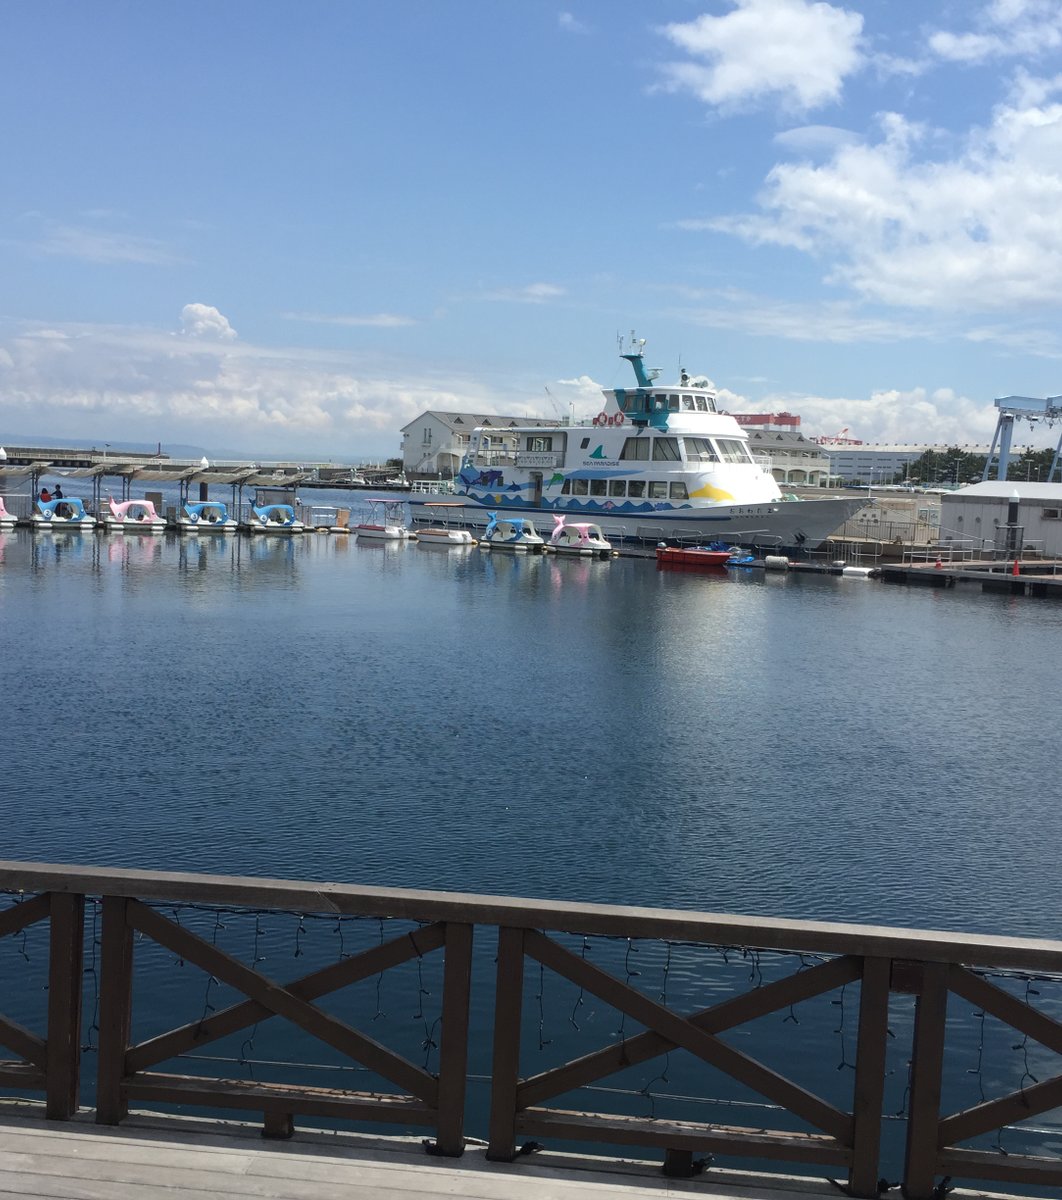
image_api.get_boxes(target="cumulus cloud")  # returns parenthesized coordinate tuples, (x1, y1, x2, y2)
(700, 79, 1062, 311)
(180, 303, 238, 341)
(657, 0, 864, 113)
(784, 386, 999, 445)
(929, 0, 1062, 64)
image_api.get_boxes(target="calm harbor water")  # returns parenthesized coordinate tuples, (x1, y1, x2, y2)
(2, 521, 1061, 1183)
(2, 522, 1059, 937)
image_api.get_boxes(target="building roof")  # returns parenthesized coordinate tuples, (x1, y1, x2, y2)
(943, 481, 1062, 501)
(747, 430, 825, 453)
(399, 411, 543, 434)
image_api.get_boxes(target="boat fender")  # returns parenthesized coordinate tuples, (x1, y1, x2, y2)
(764, 555, 790, 571)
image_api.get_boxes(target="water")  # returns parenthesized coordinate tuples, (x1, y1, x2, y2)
(2, 525, 1061, 1184)
(3, 525, 1058, 937)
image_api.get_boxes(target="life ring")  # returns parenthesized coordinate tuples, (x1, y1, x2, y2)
(595, 412, 607, 426)
(615, 412, 625, 426)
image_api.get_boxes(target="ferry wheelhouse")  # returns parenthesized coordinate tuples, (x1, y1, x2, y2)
(408, 337, 866, 551)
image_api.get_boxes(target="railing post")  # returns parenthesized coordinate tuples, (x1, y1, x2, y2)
(433, 921, 474, 1156)
(46, 892, 84, 1119)
(96, 896, 134, 1125)
(847, 955, 890, 1198)
(487, 926, 525, 1162)
(902, 962, 949, 1199)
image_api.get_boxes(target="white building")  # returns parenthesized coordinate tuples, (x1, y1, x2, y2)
(821, 444, 993, 485)
(745, 429, 830, 487)
(399, 412, 543, 478)
(941, 481, 1062, 557)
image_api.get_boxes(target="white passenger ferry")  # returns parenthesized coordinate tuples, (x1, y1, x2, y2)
(408, 337, 866, 551)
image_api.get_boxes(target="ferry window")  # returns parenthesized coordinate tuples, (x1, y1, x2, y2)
(621, 392, 640, 414)
(627, 480, 645, 498)
(620, 438, 650, 460)
(716, 439, 751, 464)
(572, 479, 589, 496)
(580, 438, 590, 449)
(652, 437, 680, 461)
(589, 479, 607, 496)
(684, 438, 719, 462)
(648, 481, 669, 499)
(561, 480, 571, 494)
(668, 394, 680, 411)
(608, 480, 626, 497)
(670, 482, 689, 500)
(695, 398, 709, 412)
(682, 396, 695, 411)
(529, 437, 553, 452)
(1044, 508, 1061, 519)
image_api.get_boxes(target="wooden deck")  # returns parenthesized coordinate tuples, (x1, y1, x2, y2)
(0, 1108, 1025, 1200)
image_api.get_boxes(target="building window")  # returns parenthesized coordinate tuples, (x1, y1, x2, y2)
(1044, 508, 1061, 519)
(620, 437, 650, 460)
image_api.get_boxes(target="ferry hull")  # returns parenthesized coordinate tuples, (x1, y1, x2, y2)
(410, 494, 864, 552)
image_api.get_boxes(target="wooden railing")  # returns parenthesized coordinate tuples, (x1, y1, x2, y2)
(1, 861, 1062, 1199)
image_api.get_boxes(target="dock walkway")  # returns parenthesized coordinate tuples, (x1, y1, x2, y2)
(0, 1109, 1024, 1200)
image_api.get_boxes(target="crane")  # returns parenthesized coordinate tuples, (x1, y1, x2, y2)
(982, 396, 1062, 482)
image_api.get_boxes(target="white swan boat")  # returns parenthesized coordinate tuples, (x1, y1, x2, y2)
(548, 515, 612, 558)
(414, 502, 476, 546)
(244, 502, 304, 535)
(408, 336, 867, 552)
(355, 498, 412, 540)
(31, 497, 96, 530)
(479, 511, 545, 552)
(103, 497, 167, 533)
(177, 500, 237, 533)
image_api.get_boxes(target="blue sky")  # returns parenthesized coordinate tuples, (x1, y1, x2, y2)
(5, 0, 1062, 460)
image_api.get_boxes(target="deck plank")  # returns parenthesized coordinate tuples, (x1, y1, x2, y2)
(0, 1110, 1031, 1200)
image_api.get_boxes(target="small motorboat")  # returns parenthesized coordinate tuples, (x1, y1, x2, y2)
(178, 500, 237, 533)
(0, 497, 17, 529)
(656, 543, 732, 569)
(103, 497, 166, 533)
(415, 502, 475, 546)
(245, 502, 304, 534)
(479, 511, 545, 552)
(355, 498, 412, 540)
(548, 515, 612, 559)
(31, 497, 96, 531)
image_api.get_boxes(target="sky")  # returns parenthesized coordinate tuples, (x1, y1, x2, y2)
(5, 0, 1062, 462)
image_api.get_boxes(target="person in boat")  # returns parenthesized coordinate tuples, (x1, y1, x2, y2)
(53, 484, 64, 499)
(39, 487, 52, 502)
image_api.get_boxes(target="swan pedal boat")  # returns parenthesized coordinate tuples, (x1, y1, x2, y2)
(479, 512, 545, 552)
(31, 498, 96, 530)
(0, 498, 17, 529)
(178, 501, 237, 533)
(245, 503, 304, 534)
(548, 515, 612, 558)
(103, 497, 166, 533)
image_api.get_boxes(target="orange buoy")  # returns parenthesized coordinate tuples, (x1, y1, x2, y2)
(1013, 558, 1021, 576)
(934, 557, 943, 569)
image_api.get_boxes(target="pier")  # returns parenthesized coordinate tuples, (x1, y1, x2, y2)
(1, 861, 1061, 1199)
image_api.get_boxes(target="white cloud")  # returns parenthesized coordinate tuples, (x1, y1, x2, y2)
(481, 283, 566, 303)
(558, 11, 590, 34)
(281, 311, 417, 328)
(702, 81, 1062, 311)
(773, 124, 862, 156)
(929, 0, 1062, 64)
(34, 222, 179, 265)
(785, 386, 999, 445)
(0, 312, 546, 458)
(180, 303, 238, 341)
(657, 0, 864, 113)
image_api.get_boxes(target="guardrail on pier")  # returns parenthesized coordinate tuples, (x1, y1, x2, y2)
(1, 861, 1061, 1199)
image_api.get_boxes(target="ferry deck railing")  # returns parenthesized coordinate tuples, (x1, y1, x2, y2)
(2, 861, 1062, 1199)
